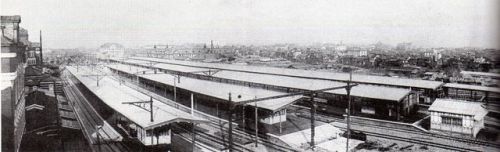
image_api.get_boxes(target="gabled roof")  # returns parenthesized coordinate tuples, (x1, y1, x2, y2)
(429, 98, 488, 120)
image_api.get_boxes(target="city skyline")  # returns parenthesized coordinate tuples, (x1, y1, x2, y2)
(1, 0, 499, 49)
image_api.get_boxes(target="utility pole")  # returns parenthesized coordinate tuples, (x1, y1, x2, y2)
(150, 97, 154, 122)
(310, 93, 316, 150)
(346, 70, 352, 152)
(254, 96, 258, 148)
(227, 93, 234, 152)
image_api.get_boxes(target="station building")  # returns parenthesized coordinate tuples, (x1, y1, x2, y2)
(429, 99, 488, 138)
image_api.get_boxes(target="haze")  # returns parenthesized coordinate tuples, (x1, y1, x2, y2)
(1, 0, 499, 49)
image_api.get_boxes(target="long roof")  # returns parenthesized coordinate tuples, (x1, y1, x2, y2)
(127, 57, 444, 90)
(460, 71, 500, 78)
(67, 66, 206, 129)
(429, 98, 488, 120)
(107, 64, 303, 111)
(443, 83, 500, 94)
(116, 60, 411, 101)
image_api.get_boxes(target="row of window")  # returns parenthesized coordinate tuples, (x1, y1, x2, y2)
(441, 116, 462, 126)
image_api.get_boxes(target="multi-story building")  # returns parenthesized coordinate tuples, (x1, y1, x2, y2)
(26, 42, 41, 66)
(1, 15, 27, 152)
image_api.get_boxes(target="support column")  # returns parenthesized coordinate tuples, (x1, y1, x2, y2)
(396, 102, 400, 121)
(279, 110, 282, 134)
(191, 93, 194, 116)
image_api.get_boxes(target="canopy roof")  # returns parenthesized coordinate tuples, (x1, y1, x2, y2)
(125, 57, 444, 90)
(67, 66, 207, 129)
(107, 64, 303, 111)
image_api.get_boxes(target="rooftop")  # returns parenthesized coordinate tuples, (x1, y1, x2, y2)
(1, 15, 21, 23)
(127, 57, 444, 90)
(67, 66, 207, 129)
(429, 98, 488, 120)
(107, 64, 304, 111)
(460, 71, 500, 78)
(443, 83, 500, 94)
(118, 60, 411, 101)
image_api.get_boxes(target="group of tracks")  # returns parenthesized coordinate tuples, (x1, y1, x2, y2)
(292, 105, 500, 152)
(66, 66, 299, 152)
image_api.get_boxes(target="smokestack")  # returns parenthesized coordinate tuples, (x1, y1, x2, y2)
(39, 30, 43, 65)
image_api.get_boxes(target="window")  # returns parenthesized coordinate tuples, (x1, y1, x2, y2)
(441, 116, 462, 126)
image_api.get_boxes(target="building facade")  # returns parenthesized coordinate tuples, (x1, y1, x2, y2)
(1, 15, 27, 152)
(429, 99, 488, 138)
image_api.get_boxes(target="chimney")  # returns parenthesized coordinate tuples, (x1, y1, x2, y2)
(39, 30, 43, 65)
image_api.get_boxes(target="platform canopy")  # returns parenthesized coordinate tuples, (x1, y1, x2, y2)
(107, 64, 304, 112)
(327, 85, 411, 102)
(112, 61, 413, 102)
(124, 57, 444, 90)
(429, 98, 488, 120)
(460, 71, 500, 78)
(67, 66, 207, 130)
(443, 83, 500, 94)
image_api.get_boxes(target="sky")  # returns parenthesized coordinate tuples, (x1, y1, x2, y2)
(1, 0, 499, 49)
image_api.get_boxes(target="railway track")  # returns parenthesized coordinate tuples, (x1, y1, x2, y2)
(101, 67, 299, 151)
(174, 124, 253, 152)
(290, 105, 500, 151)
(202, 120, 300, 152)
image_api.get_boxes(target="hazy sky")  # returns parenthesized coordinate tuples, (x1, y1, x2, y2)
(1, 0, 499, 49)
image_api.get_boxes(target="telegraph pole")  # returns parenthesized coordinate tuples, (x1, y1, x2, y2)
(254, 96, 258, 147)
(346, 70, 352, 152)
(150, 97, 154, 122)
(227, 93, 234, 152)
(310, 93, 316, 150)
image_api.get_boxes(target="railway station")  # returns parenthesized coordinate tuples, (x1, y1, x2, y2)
(65, 66, 207, 149)
(116, 57, 443, 104)
(106, 63, 305, 129)
(107, 61, 418, 122)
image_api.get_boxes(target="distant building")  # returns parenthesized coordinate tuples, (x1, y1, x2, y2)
(26, 42, 42, 65)
(98, 43, 125, 59)
(396, 42, 412, 51)
(1, 15, 27, 152)
(429, 99, 488, 138)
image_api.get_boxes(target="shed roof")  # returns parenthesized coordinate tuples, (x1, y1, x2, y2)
(443, 83, 500, 94)
(460, 71, 500, 78)
(429, 98, 488, 120)
(116, 61, 411, 101)
(127, 57, 444, 90)
(107, 64, 303, 111)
